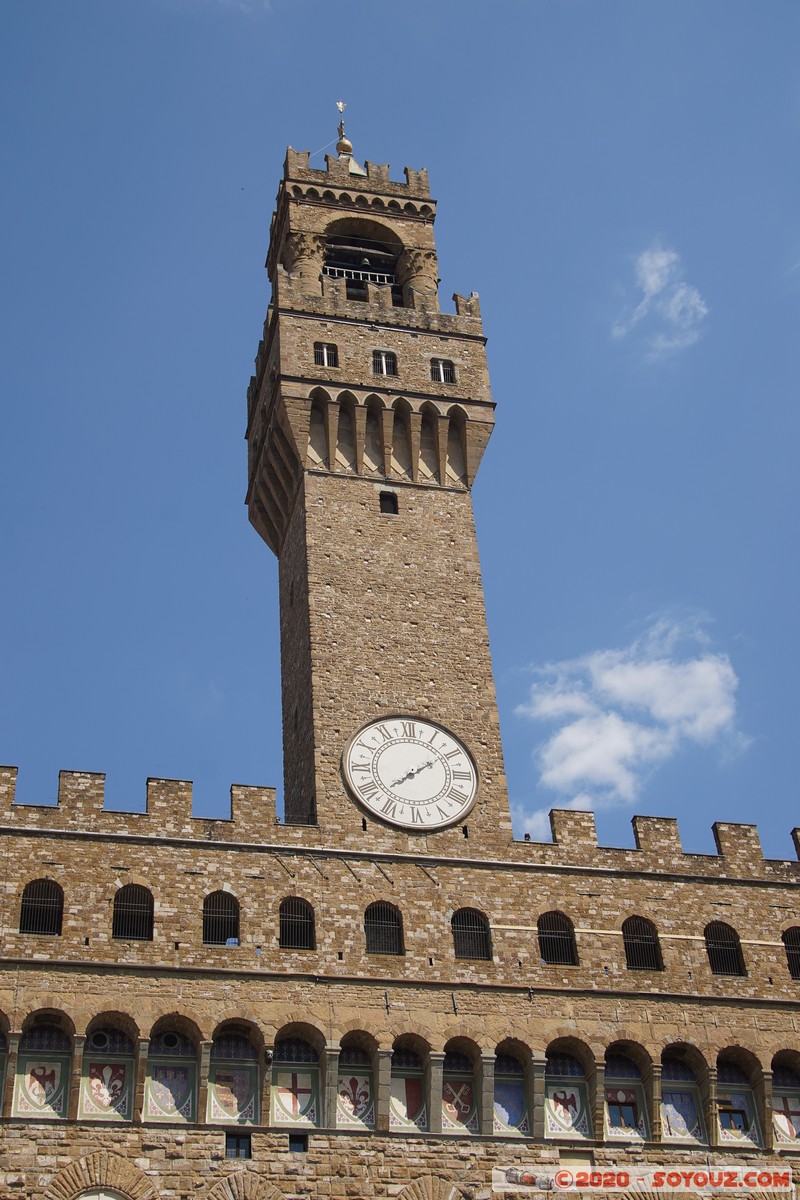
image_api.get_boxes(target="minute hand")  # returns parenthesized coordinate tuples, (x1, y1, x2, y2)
(391, 760, 435, 787)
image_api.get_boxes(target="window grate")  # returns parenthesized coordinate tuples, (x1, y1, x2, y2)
(225, 1132, 251, 1159)
(274, 1037, 319, 1064)
(313, 341, 338, 368)
(451, 908, 492, 960)
(430, 358, 455, 384)
(783, 927, 800, 980)
(537, 911, 578, 966)
(364, 901, 404, 955)
(372, 350, 397, 377)
(19, 878, 63, 936)
(622, 916, 663, 971)
(279, 897, 316, 950)
(705, 921, 746, 976)
(203, 891, 240, 946)
(21, 1023, 71, 1053)
(112, 883, 154, 941)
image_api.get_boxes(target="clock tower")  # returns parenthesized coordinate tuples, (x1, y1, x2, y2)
(245, 121, 512, 853)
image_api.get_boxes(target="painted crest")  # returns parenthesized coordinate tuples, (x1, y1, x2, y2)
(82, 1062, 129, 1116)
(209, 1067, 256, 1122)
(441, 1077, 479, 1132)
(273, 1070, 318, 1125)
(545, 1082, 591, 1139)
(774, 1092, 800, 1143)
(493, 1079, 530, 1134)
(336, 1073, 374, 1127)
(661, 1089, 703, 1140)
(15, 1060, 65, 1116)
(146, 1064, 194, 1121)
(389, 1075, 426, 1130)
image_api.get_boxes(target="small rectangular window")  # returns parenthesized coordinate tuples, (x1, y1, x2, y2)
(289, 1132, 308, 1153)
(430, 358, 455, 384)
(225, 1132, 252, 1159)
(373, 350, 397, 377)
(379, 491, 399, 515)
(313, 342, 338, 368)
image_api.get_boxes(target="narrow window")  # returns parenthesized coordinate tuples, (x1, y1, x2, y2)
(390, 1042, 427, 1130)
(112, 884, 154, 941)
(225, 1132, 252, 1158)
(622, 916, 663, 971)
(451, 908, 492, 960)
(379, 491, 398, 515)
(313, 342, 338, 368)
(203, 891, 240, 946)
(208, 1029, 259, 1124)
(279, 897, 316, 950)
(544, 1050, 591, 1139)
(430, 358, 455, 383)
(717, 1057, 760, 1144)
(704, 921, 745, 976)
(604, 1052, 648, 1139)
(783, 927, 800, 980)
(272, 1037, 320, 1127)
(364, 901, 404, 955)
(372, 350, 397, 377)
(537, 911, 578, 966)
(493, 1050, 529, 1136)
(19, 879, 63, 936)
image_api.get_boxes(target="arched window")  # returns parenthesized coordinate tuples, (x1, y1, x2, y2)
(203, 891, 240, 946)
(208, 1027, 259, 1124)
(544, 1049, 591, 1139)
(717, 1055, 761, 1145)
(390, 1040, 427, 1130)
(493, 1047, 529, 1136)
(19, 879, 63, 936)
(307, 396, 328, 467)
(390, 404, 412, 479)
(335, 398, 357, 472)
(337, 1036, 375, 1129)
(442, 1045, 479, 1133)
(772, 1056, 800, 1145)
(79, 1026, 135, 1121)
(451, 908, 492, 960)
(13, 1021, 71, 1118)
(145, 1028, 197, 1122)
(537, 911, 578, 966)
(661, 1048, 706, 1142)
(272, 1036, 321, 1127)
(704, 921, 745, 976)
(782, 927, 800, 980)
(622, 916, 663, 971)
(445, 413, 467, 484)
(604, 1051, 648, 1139)
(363, 399, 384, 474)
(418, 408, 440, 482)
(279, 897, 315, 950)
(364, 902, 404, 955)
(112, 884, 154, 941)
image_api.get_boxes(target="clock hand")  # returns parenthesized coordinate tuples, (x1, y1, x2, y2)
(390, 760, 435, 787)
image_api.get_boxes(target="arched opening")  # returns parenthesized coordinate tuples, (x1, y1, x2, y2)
(451, 907, 492, 960)
(203, 891, 240, 946)
(363, 397, 384, 475)
(772, 1052, 800, 1145)
(716, 1051, 761, 1146)
(322, 218, 404, 306)
(112, 884, 154, 941)
(79, 1022, 136, 1121)
(445, 411, 467, 485)
(19, 878, 63, 936)
(13, 1016, 72, 1119)
(279, 897, 316, 950)
(442, 1039, 480, 1134)
(364, 901, 404, 955)
(272, 1035, 321, 1127)
(336, 1032, 376, 1129)
(704, 921, 745, 976)
(307, 394, 329, 468)
(782, 926, 800, 979)
(390, 1036, 428, 1131)
(390, 402, 413, 480)
(622, 915, 663, 971)
(537, 911, 578, 966)
(544, 1045, 592, 1139)
(335, 395, 357, 473)
(208, 1025, 260, 1124)
(145, 1024, 198, 1123)
(604, 1047, 649, 1140)
(418, 405, 439, 482)
(493, 1041, 529, 1136)
(661, 1046, 706, 1142)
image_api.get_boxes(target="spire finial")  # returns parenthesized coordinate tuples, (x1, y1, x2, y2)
(335, 99, 353, 157)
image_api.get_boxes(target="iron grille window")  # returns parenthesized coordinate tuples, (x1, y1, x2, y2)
(279, 897, 316, 950)
(21, 1023, 71, 1052)
(340, 1044, 371, 1067)
(451, 907, 492, 960)
(704, 921, 745, 976)
(537, 911, 578, 966)
(496, 1053, 524, 1076)
(203, 891, 240, 945)
(364, 901, 404, 955)
(372, 350, 397, 376)
(783, 927, 800, 980)
(225, 1132, 251, 1159)
(545, 1052, 585, 1078)
(211, 1031, 258, 1061)
(313, 342, 338, 368)
(19, 878, 63, 935)
(430, 358, 455, 384)
(112, 883, 154, 941)
(274, 1037, 319, 1064)
(622, 916, 663, 971)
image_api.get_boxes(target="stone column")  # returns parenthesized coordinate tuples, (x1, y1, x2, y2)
(397, 248, 439, 312)
(647, 1063, 662, 1141)
(67, 1034, 85, 1120)
(589, 1062, 606, 1141)
(375, 1049, 393, 1132)
(260, 1049, 273, 1128)
(758, 1069, 774, 1151)
(1, 1032, 20, 1117)
(530, 1052, 547, 1140)
(436, 415, 448, 485)
(322, 1045, 340, 1129)
(705, 1067, 720, 1149)
(197, 1040, 213, 1125)
(283, 232, 325, 297)
(408, 411, 422, 484)
(133, 1037, 149, 1123)
(479, 1052, 495, 1136)
(427, 1051, 445, 1135)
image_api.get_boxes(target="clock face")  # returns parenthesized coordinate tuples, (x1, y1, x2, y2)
(342, 716, 478, 831)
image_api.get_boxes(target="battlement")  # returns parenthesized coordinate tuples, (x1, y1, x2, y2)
(0, 765, 278, 843)
(284, 146, 431, 199)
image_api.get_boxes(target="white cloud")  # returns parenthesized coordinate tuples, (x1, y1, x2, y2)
(613, 241, 708, 358)
(514, 615, 746, 839)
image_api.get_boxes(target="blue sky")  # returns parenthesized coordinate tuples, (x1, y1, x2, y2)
(1, 0, 798, 858)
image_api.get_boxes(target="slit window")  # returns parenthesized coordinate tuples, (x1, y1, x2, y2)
(19, 879, 63, 936)
(430, 358, 455, 384)
(372, 350, 397, 377)
(313, 342, 338, 368)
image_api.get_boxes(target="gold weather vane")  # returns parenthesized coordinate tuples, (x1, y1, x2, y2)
(336, 99, 353, 156)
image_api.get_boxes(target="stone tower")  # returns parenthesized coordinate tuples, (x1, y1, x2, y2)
(245, 126, 513, 854)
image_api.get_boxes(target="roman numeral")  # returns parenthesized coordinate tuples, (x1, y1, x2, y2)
(358, 779, 380, 801)
(350, 762, 371, 773)
(380, 798, 398, 818)
(447, 786, 466, 803)
(409, 807, 424, 823)
(376, 724, 392, 743)
(428, 730, 439, 746)
(444, 749, 461, 760)
(452, 770, 472, 781)
(400, 720, 417, 738)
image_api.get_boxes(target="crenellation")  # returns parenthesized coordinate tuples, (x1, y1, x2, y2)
(632, 814, 682, 858)
(549, 808, 598, 848)
(712, 820, 763, 864)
